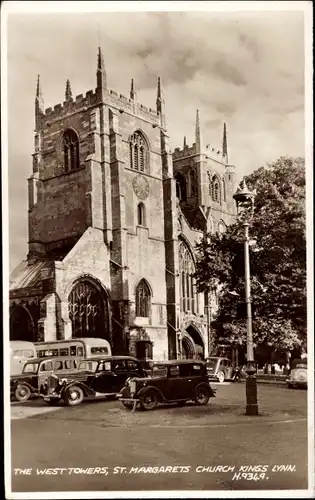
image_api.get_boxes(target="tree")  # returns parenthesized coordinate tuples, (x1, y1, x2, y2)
(195, 157, 306, 355)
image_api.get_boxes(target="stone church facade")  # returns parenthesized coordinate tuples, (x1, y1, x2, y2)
(9, 48, 236, 362)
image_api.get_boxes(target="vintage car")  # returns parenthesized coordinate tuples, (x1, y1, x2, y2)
(41, 356, 146, 406)
(287, 358, 308, 389)
(117, 360, 216, 411)
(10, 356, 81, 402)
(205, 356, 239, 383)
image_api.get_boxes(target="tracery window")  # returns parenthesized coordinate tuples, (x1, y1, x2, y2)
(179, 240, 198, 314)
(68, 280, 109, 339)
(137, 203, 145, 226)
(135, 279, 151, 318)
(129, 132, 148, 172)
(211, 175, 221, 204)
(63, 129, 80, 172)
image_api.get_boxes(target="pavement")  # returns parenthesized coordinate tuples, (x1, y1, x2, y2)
(8, 382, 309, 495)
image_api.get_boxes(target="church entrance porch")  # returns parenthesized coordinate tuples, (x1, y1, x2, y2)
(179, 324, 205, 360)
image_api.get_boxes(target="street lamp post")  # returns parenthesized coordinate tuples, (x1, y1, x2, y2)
(233, 178, 258, 416)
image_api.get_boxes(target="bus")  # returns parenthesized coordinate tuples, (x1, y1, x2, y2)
(10, 341, 37, 376)
(34, 337, 112, 359)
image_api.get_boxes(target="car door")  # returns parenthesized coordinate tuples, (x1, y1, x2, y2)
(165, 365, 191, 401)
(91, 360, 115, 394)
(111, 360, 130, 393)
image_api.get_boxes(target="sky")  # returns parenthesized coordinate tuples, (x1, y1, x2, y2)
(3, 4, 306, 271)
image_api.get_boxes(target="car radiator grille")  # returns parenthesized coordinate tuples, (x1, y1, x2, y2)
(46, 376, 59, 391)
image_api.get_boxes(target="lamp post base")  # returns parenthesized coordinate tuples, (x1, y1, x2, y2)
(245, 364, 258, 416)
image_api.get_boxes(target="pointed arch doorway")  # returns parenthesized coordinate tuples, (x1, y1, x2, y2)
(181, 324, 205, 360)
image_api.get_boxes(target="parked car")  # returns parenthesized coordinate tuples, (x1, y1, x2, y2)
(206, 356, 238, 383)
(287, 358, 307, 389)
(10, 356, 81, 402)
(41, 356, 146, 406)
(117, 359, 216, 411)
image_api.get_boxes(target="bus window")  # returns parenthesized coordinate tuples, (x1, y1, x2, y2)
(59, 348, 69, 356)
(91, 347, 109, 355)
(70, 346, 77, 356)
(77, 347, 84, 357)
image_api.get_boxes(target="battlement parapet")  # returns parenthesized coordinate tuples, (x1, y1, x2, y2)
(40, 86, 159, 126)
(173, 143, 196, 159)
(106, 88, 159, 124)
(42, 89, 98, 123)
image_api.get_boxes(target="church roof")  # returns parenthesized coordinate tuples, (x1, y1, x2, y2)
(9, 260, 53, 291)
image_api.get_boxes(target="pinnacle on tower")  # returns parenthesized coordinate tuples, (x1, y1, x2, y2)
(156, 76, 166, 128)
(35, 74, 44, 128)
(195, 109, 202, 154)
(222, 122, 228, 163)
(130, 78, 136, 100)
(96, 46, 107, 93)
(35, 74, 44, 110)
(183, 136, 187, 148)
(65, 79, 73, 102)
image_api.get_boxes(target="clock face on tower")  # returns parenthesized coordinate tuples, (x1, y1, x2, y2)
(132, 174, 150, 200)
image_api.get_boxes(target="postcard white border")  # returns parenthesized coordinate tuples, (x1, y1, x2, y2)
(1, 1, 314, 499)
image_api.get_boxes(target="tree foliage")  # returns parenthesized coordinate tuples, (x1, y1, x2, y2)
(195, 157, 306, 352)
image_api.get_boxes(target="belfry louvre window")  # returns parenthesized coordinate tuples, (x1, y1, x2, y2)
(179, 240, 198, 314)
(135, 279, 151, 318)
(63, 129, 80, 172)
(211, 176, 221, 204)
(129, 132, 148, 172)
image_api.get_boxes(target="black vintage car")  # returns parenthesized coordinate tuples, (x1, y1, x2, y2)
(118, 359, 216, 411)
(41, 356, 146, 406)
(10, 356, 81, 402)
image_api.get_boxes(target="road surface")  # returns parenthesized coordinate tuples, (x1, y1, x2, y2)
(9, 382, 308, 494)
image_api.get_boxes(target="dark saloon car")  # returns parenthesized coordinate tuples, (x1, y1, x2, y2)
(41, 356, 146, 406)
(117, 359, 216, 411)
(10, 356, 80, 402)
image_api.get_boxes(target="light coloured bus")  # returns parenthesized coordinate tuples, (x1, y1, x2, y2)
(10, 341, 37, 376)
(35, 337, 112, 359)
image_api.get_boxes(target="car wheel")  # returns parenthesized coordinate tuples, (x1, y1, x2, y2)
(140, 391, 158, 411)
(194, 386, 210, 405)
(63, 386, 84, 406)
(218, 371, 225, 384)
(15, 384, 31, 402)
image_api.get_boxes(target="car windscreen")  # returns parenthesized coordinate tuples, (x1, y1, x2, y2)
(206, 359, 218, 371)
(291, 359, 307, 369)
(78, 360, 98, 372)
(22, 362, 39, 374)
(152, 365, 168, 377)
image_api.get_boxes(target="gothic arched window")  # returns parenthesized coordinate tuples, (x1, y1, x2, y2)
(130, 132, 148, 172)
(211, 175, 221, 204)
(175, 173, 187, 201)
(189, 169, 197, 196)
(137, 203, 145, 226)
(62, 129, 80, 172)
(135, 279, 151, 318)
(68, 280, 110, 340)
(179, 240, 198, 314)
